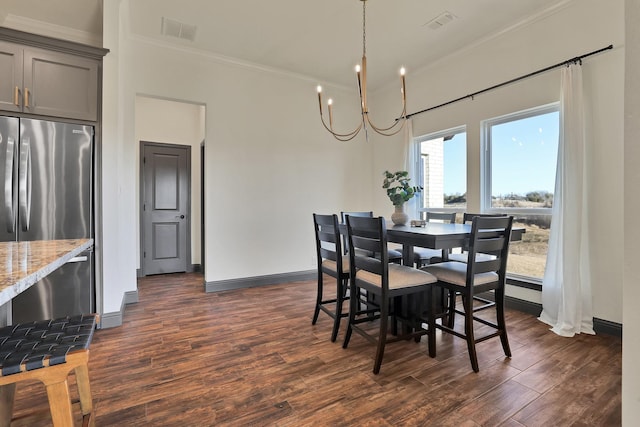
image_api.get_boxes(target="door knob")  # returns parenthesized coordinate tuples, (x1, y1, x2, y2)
(176, 214, 185, 219)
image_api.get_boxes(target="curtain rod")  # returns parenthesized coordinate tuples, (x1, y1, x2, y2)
(405, 44, 613, 119)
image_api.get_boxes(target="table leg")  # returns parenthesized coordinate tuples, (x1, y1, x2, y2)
(401, 244, 414, 267)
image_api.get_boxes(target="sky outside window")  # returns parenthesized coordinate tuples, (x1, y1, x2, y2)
(442, 133, 466, 196)
(489, 111, 559, 197)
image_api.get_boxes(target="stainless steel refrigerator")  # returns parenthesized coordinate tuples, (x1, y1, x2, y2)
(0, 116, 94, 324)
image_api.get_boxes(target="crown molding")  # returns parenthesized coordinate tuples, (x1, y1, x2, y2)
(3, 14, 102, 47)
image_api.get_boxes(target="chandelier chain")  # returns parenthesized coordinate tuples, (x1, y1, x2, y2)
(362, 0, 366, 56)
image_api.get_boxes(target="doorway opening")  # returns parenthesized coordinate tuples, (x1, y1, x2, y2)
(135, 96, 205, 277)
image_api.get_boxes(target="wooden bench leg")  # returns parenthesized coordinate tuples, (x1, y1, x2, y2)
(0, 384, 16, 427)
(74, 364, 94, 427)
(45, 379, 74, 426)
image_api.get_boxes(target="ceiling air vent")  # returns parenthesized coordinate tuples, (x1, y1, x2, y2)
(161, 17, 197, 42)
(424, 11, 456, 30)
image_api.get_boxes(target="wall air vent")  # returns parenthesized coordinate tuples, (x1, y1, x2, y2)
(161, 17, 197, 42)
(424, 11, 456, 30)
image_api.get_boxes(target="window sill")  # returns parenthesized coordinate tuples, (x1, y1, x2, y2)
(506, 275, 542, 291)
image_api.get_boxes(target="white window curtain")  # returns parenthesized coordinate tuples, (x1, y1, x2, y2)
(538, 62, 594, 337)
(402, 118, 419, 218)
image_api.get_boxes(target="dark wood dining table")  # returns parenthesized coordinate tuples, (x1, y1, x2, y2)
(340, 220, 525, 266)
(386, 222, 525, 265)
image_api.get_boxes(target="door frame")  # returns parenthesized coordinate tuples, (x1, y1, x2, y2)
(139, 141, 192, 276)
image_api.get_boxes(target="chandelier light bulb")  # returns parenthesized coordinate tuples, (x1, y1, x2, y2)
(355, 65, 361, 73)
(400, 67, 406, 76)
(317, 85, 322, 93)
(328, 99, 333, 105)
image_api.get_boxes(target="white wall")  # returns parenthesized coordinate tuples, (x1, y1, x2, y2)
(623, 0, 640, 423)
(101, 0, 138, 315)
(372, 0, 625, 324)
(134, 96, 205, 267)
(101, 0, 373, 294)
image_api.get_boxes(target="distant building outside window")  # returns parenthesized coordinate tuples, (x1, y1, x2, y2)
(415, 126, 467, 218)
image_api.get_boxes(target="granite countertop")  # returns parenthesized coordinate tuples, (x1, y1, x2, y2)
(0, 239, 93, 306)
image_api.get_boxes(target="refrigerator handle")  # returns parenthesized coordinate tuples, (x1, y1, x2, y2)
(18, 137, 32, 232)
(4, 136, 16, 233)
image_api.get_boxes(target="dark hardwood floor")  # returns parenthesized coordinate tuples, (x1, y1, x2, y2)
(11, 273, 621, 426)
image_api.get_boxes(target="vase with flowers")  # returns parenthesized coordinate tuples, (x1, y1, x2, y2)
(382, 170, 422, 226)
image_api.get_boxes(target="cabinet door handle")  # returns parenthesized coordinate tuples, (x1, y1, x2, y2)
(14, 86, 20, 106)
(24, 88, 30, 108)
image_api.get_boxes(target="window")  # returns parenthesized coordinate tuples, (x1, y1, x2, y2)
(415, 127, 466, 217)
(482, 103, 559, 280)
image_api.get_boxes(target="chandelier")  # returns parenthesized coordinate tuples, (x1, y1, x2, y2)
(316, 0, 408, 142)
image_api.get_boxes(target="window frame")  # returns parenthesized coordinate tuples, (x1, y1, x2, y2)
(480, 102, 559, 216)
(413, 125, 467, 218)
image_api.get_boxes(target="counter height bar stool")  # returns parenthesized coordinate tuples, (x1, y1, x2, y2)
(444, 213, 510, 326)
(343, 215, 437, 374)
(340, 212, 403, 264)
(312, 214, 351, 342)
(413, 212, 457, 268)
(0, 313, 97, 426)
(422, 216, 513, 372)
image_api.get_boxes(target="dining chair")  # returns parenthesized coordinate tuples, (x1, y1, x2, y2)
(340, 211, 403, 264)
(343, 215, 437, 374)
(413, 211, 457, 268)
(312, 213, 350, 342)
(444, 213, 509, 323)
(447, 213, 507, 263)
(422, 215, 513, 372)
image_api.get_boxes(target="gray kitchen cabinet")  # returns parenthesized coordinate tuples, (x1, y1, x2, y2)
(0, 41, 22, 113)
(0, 39, 98, 121)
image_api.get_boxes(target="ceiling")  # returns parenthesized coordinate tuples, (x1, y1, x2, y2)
(1, 0, 569, 90)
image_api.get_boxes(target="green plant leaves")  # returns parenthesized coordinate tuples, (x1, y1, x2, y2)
(382, 170, 422, 206)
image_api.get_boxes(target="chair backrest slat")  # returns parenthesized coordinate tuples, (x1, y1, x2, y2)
(426, 211, 457, 223)
(462, 212, 507, 224)
(474, 235, 506, 254)
(319, 247, 338, 262)
(341, 211, 374, 222)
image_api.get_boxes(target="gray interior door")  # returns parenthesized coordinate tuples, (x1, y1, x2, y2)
(141, 142, 190, 275)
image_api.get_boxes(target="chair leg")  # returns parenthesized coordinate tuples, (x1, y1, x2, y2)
(391, 297, 400, 336)
(342, 283, 357, 349)
(373, 298, 389, 375)
(495, 289, 512, 358)
(331, 278, 345, 342)
(427, 286, 436, 358)
(462, 294, 479, 373)
(312, 272, 323, 325)
(447, 290, 457, 328)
